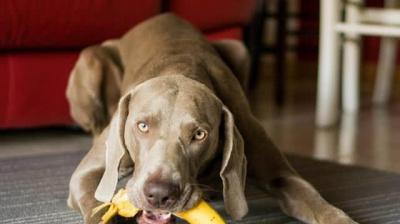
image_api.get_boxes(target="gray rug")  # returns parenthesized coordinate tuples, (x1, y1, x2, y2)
(0, 150, 399, 224)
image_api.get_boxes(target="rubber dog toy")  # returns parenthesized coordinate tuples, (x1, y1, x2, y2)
(92, 188, 226, 224)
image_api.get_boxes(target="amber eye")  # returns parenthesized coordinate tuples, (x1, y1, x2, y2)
(137, 122, 149, 133)
(193, 129, 207, 141)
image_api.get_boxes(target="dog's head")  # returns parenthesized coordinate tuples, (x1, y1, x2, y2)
(95, 75, 247, 223)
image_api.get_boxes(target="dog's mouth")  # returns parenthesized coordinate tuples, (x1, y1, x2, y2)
(136, 210, 175, 224)
(130, 183, 198, 224)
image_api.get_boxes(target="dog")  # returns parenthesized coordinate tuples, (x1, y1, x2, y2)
(66, 13, 357, 224)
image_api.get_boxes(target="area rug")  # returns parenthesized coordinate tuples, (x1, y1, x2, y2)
(0, 150, 399, 223)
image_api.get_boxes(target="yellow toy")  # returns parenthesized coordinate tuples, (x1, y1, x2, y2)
(93, 188, 226, 224)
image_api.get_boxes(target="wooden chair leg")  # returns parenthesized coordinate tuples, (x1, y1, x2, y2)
(275, 0, 287, 106)
(247, 0, 266, 89)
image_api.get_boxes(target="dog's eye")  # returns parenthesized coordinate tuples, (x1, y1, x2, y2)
(193, 129, 207, 141)
(137, 122, 149, 133)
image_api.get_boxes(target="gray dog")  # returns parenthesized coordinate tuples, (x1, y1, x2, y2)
(66, 13, 357, 224)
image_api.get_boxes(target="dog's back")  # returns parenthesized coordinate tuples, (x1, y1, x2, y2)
(118, 13, 221, 93)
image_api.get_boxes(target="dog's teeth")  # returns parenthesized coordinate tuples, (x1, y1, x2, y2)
(161, 213, 172, 219)
(143, 210, 172, 221)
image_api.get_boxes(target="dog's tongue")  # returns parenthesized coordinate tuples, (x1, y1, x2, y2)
(136, 211, 173, 224)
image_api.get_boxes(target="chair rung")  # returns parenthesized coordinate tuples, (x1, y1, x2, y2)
(361, 8, 400, 26)
(336, 23, 400, 37)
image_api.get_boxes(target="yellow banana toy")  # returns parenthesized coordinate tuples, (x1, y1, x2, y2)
(174, 200, 225, 224)
(92, 188, 226, 224)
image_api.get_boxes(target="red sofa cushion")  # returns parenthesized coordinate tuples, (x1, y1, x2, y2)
(170, 0, 256, 31)
(206, 27, 243, 41)
(0, 52, 77, 128)
(0, 0, 160, 49)
(0, 0, 255, 50)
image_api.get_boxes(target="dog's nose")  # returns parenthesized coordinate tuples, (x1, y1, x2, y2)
(144, 180, 180, 209)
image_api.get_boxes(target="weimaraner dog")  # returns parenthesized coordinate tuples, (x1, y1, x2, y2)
(66, 13, 357, 224)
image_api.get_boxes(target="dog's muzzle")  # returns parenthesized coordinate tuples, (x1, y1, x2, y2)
(136, 210, 174, 224)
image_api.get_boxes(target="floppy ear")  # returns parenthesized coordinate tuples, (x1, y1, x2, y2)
(219, 105, 248, 220)
(66, 40, 123, 135)
(94, 92, 132, 202)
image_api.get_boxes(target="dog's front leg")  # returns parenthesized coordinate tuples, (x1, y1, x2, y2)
(266, 175, 358, 224)
(68, 133, 108, 224)
(244, 118, 357, 224)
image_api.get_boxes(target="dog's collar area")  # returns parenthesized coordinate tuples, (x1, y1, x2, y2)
(136, 210, 175, 224)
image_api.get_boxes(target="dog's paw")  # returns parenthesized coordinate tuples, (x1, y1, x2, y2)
(316, 206, 358, 224)
(84, 212, 102, 224)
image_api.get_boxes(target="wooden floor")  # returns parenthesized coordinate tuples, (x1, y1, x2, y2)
(250, 56, 400, 173)
(1, 56, 400, 174)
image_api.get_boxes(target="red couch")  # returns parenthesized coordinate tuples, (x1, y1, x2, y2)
(0, 0, 256, 128)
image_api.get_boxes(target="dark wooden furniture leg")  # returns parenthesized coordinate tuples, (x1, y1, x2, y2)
(275, 0, 287, 106)
(246, 0, 266, 89)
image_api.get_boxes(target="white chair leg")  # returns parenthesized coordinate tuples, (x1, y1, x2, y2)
(342, 0, 362, 114)
(316, 0, 341, 127)
(342, 38, 361, 113)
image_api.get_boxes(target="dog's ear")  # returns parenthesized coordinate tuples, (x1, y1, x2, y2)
(95, 91, 132, 202)
(66, 41, 123, 135)
(219, 105, 248, 220)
